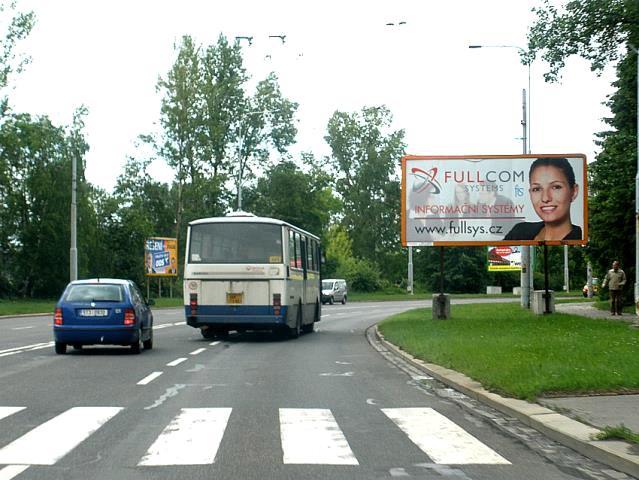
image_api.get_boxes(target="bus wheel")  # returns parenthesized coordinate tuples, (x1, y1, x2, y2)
(289, 304, 302, 339)
(201, 328, 216, 339)
(303, 301, 319, 334)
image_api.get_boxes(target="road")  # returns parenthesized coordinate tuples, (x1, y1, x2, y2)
(0, 300, 630, 480)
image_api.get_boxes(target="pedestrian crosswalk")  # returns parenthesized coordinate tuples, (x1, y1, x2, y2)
(0, 406, 511, 468)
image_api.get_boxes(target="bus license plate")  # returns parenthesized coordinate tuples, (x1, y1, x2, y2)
(80, 309, 108, 317)
(226, 293, 243, 304)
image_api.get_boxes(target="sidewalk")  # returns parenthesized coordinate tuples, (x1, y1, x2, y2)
(376, 301, 639, 478)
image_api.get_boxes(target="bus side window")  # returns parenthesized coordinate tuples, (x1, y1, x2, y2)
(289, 230, 296, 268)
(306, 237, 313, 272)
(295, 232, 302, 269)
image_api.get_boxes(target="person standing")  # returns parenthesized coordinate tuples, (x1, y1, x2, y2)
(602, 261, 626, 315)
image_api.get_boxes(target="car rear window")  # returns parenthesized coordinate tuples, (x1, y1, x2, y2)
(65, 284, 124, 302)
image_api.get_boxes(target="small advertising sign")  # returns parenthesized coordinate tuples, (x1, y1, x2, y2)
(145, 237, 178, 277)
(401, 154, 588, 247)
(487, 246, 522, 272)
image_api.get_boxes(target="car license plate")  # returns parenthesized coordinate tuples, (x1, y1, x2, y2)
(80, 309, 108, 317)
(226, 293, 243, 304)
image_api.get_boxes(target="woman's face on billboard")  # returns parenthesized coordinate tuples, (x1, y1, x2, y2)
(529, 165, 578, 225)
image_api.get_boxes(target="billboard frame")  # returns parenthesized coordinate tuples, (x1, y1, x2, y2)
(401, 154, 588, 247)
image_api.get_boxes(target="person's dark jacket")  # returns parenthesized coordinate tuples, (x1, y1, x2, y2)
(504, 221, 582, 241)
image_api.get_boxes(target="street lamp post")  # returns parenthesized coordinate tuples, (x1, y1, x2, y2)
(385, 20, 414, 294)
(469, 44, 533, 307)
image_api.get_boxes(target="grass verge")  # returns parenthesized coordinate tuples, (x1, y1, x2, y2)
(378, 303, 639, 401)
(0, 299, 56, 316)
(594, 425, 639, 444)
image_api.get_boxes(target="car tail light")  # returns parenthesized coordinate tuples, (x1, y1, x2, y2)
(54, 308, 63, 325)
(124, 308, 136, 325)
(190, 293, 198, 315)
(273, 294, 281, 315)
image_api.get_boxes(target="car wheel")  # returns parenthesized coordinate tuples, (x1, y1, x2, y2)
(341, 295, 347, 305)
(329, 296, 334, 305)
(131, 333, 142, 354)
(55, 342, 67, 355)
(143, 331, 153, 350)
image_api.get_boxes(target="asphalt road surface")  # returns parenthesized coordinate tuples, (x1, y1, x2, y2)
(0, 300, 631, 480)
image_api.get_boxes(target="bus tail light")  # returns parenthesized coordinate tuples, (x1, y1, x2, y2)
(190, 293, 198, 315)
(54, 308, 63, 325)
(273, 294, 281, 316)
(124, 308, 136, 325)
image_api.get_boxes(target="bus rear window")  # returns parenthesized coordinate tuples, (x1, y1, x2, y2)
(189, 223, 283, 264)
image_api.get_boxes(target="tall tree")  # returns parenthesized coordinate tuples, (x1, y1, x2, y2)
(0, 0, 34, 115)
(324, 106, 406, 274)
(527, 0, 638, 297)
(155, 35, 202, 240)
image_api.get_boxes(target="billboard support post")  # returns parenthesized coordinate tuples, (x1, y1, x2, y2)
(543, 243, 551, 314)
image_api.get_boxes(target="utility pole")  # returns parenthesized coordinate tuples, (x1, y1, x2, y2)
(70, 155, 78, 282)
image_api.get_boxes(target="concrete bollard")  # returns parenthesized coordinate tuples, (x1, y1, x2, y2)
(532, 290, 555, 314)
(432, 293, 451, 319)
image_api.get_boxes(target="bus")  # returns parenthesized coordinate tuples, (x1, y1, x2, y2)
(183, 212, 322, 339)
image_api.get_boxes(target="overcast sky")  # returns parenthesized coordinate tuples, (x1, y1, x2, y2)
(8, 0, 616, 192)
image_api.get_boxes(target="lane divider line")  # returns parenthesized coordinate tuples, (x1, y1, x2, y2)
(137, 372, 163, 385)
(166, 358, 187, 367)
(189, 348, 206, 356)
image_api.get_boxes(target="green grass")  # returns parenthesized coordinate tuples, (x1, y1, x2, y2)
(594, 425, 639, 444)
(593, 300, 636, 314)
(0, 299, 56, 316)
(378, 303, 639, 401)
(150, 297, 183, 308)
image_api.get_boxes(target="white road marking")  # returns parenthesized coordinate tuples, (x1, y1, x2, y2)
(0, 465, 29, 480)
(166, 358, 187, 367)
(319, 372, 354, 377)
(382, 408, 510, 465)
(172, 322, 186, 326)
(0, 342, 54, 357)
(189, 348, 206, 355)
(0, 407, 122, 465)
(279, 408, 358, 465)
(0, 407, 25, 421)
(209, 341, 220, 347)
(137, 372, 163, 385)
(366, 399, 377, 405)
(11, 327, 34, 331)
(138, 408, 232, 465)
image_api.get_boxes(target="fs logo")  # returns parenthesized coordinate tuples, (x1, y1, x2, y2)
(514, 185, 525, 197)
(411, 167, 442, 194)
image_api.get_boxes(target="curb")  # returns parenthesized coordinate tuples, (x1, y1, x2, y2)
(375, 326, 639, 479)
(0, 313, 50, 319)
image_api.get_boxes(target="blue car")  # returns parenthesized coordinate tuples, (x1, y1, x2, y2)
(53, 279, 154, 354)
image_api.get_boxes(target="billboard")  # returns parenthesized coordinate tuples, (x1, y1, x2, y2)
(487, 246, 522, 272)
(145, 237, 178, 277)
(401, 154, 587, 247)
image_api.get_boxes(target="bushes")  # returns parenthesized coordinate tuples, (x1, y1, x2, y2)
(337, 257, 381, 292)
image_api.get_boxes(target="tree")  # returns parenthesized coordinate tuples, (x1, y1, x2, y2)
(155, 35, 202, 241)
(527, 0, 638, 301)
(0, 0, 34, 115)
(324, 106, 406, 277)
(0, 110, 89, 297)
(244, 157, 337, 234)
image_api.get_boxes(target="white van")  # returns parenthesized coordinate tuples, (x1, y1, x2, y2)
(321, 279, 347, 305)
